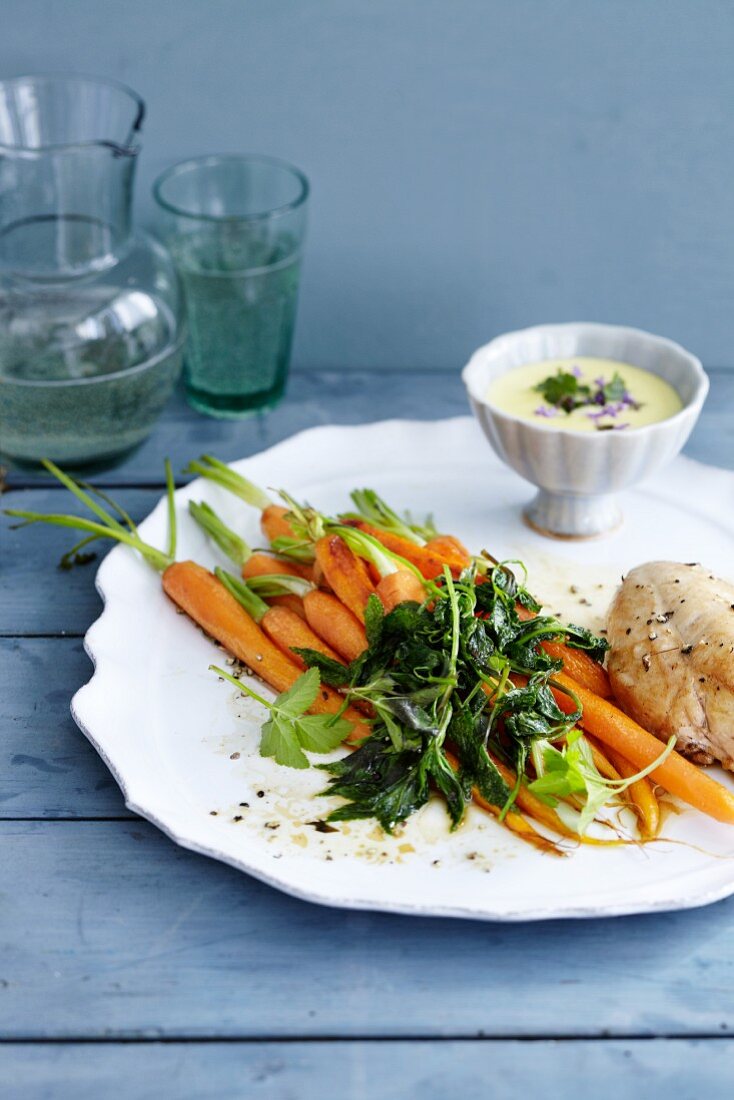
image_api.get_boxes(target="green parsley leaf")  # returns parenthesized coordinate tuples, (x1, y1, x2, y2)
(295, 714, 354, 754)
(210, 665, 353, 771)
(261, 714, 309, 769)
(534, 371, 590, 413)
(273, 666, 321, 717)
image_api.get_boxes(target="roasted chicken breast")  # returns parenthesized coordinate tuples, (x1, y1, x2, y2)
(606, 562, 734, 771)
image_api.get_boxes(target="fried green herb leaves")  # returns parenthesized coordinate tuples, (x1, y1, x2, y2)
(304, 563, 608, 833)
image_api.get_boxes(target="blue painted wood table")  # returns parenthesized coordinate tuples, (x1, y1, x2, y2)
(2, 369, 733, 1100)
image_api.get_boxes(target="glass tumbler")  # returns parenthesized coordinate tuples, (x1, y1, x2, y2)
(153, 155, 308, 417)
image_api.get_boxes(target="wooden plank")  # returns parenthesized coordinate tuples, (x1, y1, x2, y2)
(1, 819, 733, 1039)
(0, 489, 158, 637)
(2, 1038, 733, 1100)
(5, 369, 732, 490)
(0, 638, 129, 819)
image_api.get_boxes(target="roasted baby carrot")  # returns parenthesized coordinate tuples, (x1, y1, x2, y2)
(605, 745, 660, 838)
(314, 535, 376, 623)
(550, 671, 734, 825)
(303, 590, 368, 662)
(486, 750, 577, 839)
(470, 786, 562, 854)
(375, 569, 426, 613)
(266, 593, 306, 618)
(261, 504, 296, 544)
(241, 554, 311, 616)
(425, 534, 471, 566)
(513, 604, 612, 699)
(162, 561, 370, 739)
(242, 551, 311, 581)
(260, 605, 344, 668)
(541, 640, 612, 698)
(443, 751, 561, 855)
(585, 739, 623, 781)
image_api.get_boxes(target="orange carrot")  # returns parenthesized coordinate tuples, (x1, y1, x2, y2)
(314, 536, 376, 623)
(162, 561, 370, 740)
(261, 605, 344, 668)
(242, 553, 311, 616)
(605, 745, 660, 838)
(550, 671, 734, 825)
(261, 504, 296, 544)
(486, 751, 577, 839)
(303, 590, 367, 662)
(515, 605, 612, 698)
(471, 788, 562, 854)
(541, 640, 612, 698)
(242, 551, 311, 581)
(268, 594, 306, 618)
(444, 750, 561, 855)
(425, 534, 471, 566)
(375, 570, 426, 613)
(587, 740, 623, 782)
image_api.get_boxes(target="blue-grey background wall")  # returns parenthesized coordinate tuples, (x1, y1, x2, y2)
(4, 0, 734, 370)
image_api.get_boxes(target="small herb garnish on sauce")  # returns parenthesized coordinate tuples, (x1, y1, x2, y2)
(534, 367, 640, 427)
(535, 370, 591, 413)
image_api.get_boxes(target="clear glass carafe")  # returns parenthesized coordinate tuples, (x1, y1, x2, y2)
(0, 75, 185, 468)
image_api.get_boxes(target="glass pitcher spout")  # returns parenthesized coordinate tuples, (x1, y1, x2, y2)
(0, 74, 145, 280)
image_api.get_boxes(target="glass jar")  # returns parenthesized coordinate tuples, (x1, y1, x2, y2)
(0, 74, 186, 468)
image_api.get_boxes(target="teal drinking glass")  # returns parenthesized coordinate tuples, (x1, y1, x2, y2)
(153, 155, 308, 417)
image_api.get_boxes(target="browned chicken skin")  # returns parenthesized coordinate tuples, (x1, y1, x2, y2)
(606, 562, 734, 771)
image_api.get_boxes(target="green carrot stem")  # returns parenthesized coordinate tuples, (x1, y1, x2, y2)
(41, 459, 128, 535)
(327, 523, 424, 582)
(247, 574, 314, 599)
(165, 459, 177, 561)
(269, 535, 317, 563)
(184, 455, 272, 511)
(189, 500, 251, 566)
(76, 482, 139, 535)
(214, 567, 269, 622)
(348, 488, 424, 545)
(5, 510, 171, 572)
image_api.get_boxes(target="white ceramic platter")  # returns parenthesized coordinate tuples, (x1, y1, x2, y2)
(72, 418, 734, 921)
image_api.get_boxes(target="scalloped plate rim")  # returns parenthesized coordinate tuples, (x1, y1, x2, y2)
(70, 416, 734, 922)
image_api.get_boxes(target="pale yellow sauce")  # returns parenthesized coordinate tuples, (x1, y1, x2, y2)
(487, 357, 682, 432)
